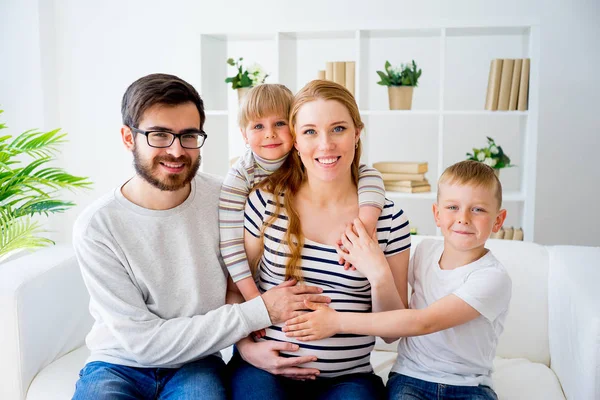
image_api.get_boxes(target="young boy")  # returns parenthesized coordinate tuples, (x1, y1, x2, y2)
(282, 160, 511, 399)
(219, 83, 387, 305)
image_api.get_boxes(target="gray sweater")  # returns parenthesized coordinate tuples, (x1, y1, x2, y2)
(73, 173, 271, 368)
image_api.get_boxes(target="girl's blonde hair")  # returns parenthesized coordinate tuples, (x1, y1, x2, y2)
(255, 80, 364, 281)
(238, 84, 294, 128)
(438, 160, 503, 209)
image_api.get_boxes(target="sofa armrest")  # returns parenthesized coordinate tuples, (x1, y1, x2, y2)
(548, 245, 600, 400)
(0, 245, 93, 400)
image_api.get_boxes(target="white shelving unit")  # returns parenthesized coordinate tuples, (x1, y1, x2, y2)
(198, 22, 539, 241)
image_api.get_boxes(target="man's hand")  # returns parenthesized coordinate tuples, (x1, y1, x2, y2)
(261, 279, 331, 324)
(237, 337, 320, 380)
(282, 300, 340, 341)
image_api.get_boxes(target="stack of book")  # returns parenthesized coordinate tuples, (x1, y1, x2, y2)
(484, 58, 530, 111)
(373, 161, 431, 193)
(317, 61, 355, 96)
(490, 226, 524, 241)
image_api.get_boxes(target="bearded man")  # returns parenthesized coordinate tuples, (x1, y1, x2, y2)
(72, 74, 328, 399)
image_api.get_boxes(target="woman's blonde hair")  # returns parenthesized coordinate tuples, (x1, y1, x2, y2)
(438, 160, 503, 209)
(238, 84, 294, 129)
(255, 80, 364, 281)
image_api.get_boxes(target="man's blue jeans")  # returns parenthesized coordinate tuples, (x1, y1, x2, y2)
(227, 351, 385, 400)
(387, 372, 498, 400)
(72, 355, 227, 399)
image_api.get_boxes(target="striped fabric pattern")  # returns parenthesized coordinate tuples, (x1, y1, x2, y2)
(244, 189, 411, 378)
(219, 148, 386, 284)
(219, 150, 287, 282)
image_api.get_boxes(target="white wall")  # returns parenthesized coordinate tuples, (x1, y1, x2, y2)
(1, 0, 598, 246)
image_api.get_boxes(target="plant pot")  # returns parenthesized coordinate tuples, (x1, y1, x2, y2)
(237, 87, 251, 104)
(388, 86, 414, 110)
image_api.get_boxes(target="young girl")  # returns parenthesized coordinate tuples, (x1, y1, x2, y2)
(219, 83, 388, 304)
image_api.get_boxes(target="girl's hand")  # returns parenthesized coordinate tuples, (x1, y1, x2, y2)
(252, 328, 267, 339)
(335, 218, 388, 279)
(282, 300, 340, 341)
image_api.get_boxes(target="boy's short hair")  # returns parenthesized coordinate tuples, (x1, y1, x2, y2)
(238, 84, 294, 128)
(438, 160, 503, 209)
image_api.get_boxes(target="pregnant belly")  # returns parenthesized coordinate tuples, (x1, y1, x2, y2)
(261, 324, 375, 378)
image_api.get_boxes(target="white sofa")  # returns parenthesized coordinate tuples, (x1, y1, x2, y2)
(1, 236, 598, 399)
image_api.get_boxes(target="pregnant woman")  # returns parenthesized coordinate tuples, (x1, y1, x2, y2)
(229, 80, 411, 399)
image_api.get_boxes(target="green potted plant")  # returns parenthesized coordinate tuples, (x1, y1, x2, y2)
(0, 109, 92, 263)
(376, 60, 422, 110)
(466, 136, 514, 177)
(225, 57, 269, 102)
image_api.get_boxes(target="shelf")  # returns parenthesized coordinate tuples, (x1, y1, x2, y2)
(361, 28, 441, 39)
(443, 110, 529, 116)
(280, 31, 356, 40)
(204, 33, 276, 41)
(198, 22, 538, 241)
(445, 26, 530, 37)
(205, 110, 229, 116)
(386, 191, 437, 200)
(502, 191, 526, 202)
(361, 110, 439, 116)
(360, 110, 528, 116)
(385, 190, 525, 202)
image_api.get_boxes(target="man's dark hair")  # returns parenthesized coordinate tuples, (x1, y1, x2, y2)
(121, 73, 205, 130)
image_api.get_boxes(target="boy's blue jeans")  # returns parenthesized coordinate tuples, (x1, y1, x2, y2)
(72, 355, 227, 399)
(387, 372, 498, 400)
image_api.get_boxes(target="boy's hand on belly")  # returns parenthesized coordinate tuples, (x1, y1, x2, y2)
(282, 300, 340, 341)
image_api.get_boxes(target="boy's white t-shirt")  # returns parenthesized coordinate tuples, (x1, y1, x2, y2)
(391, 239, 512, 388)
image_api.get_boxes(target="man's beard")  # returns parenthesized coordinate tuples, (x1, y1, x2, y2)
(133, 149, 201, 191)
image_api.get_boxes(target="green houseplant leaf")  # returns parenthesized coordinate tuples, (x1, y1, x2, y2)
(0, 109, 92, 263)
(464, 136, 515, 170)
(375, 59, 422, 87)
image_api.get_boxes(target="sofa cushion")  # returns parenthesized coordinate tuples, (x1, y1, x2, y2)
(26, 346, 88, 400)
(486, 239, 550, 365)
(30, 346, 566, 400)
(371, 351, 565, 399)
(492, 357, 565, 399)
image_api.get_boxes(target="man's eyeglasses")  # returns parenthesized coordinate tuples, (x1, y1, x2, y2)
(130, 127, 207, 149)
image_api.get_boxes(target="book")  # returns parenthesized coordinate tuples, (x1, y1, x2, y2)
(384, 184, 431, 193)
(508, 59, 522, 111)
(325, 62, 334, 81)
(345, 61, 355, 96)
(317, 70, 326, 80)
(513, 228, 524, 241)
(497, 59, 515, 111)
(484, 59, 503, 111)
(503, 226, 514, 240)
(373, 161, 428, 174)
(517, 58, 530, 111)
(333, 62, 346, 86)
(383, 179, 429, 188)
(381, 172, 427, 182)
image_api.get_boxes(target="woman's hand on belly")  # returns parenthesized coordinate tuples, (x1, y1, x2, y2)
(237, 337, 320, 380)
